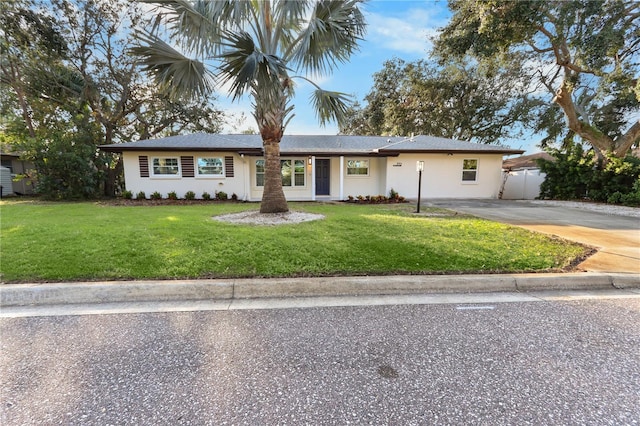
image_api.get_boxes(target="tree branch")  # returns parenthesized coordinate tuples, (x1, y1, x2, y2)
(613, 120, 640, 157)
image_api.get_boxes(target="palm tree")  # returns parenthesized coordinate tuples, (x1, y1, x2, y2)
(131, 0, 366, 213)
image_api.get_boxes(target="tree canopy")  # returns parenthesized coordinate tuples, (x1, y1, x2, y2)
(0, 0, 224, 198)
(340, 58, 534, 144)
(434, 0, 640, 157)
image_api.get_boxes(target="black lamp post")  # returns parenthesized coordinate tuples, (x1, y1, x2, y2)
(416, 160, 424, 213)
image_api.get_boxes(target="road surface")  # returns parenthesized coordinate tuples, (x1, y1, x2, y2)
(2, 293, 639, 425)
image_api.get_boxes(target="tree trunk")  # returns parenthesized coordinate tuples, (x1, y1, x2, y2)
(554, 73, 639, 157)
(255, 83, 289, 213)
(103, 156, 123, 197)
(260, 137, 288, 213)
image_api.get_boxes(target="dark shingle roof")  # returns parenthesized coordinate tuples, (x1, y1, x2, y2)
(99, 133, 524, 155)
(503, 152, 554, 169)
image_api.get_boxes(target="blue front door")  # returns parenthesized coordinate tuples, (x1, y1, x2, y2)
(315, 159, 330, 196)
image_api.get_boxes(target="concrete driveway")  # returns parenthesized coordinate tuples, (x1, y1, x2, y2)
(424, 199, 640, 274)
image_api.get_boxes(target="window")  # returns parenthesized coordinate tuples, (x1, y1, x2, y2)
(152, 157, 179, 175)
(256, 159, 305, 187)
(462, 159, 478, 182)
(197, 157, 224, 176)
(347, 159, 369, 176)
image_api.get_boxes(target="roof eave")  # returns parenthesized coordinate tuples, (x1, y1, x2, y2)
(98, 145, 263, 154)
(380, 149, 525, 155)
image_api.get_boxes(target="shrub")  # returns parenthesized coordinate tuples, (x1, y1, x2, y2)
(122, 190, 133, 200)
(231, 193, 238, 201)
(136, 191, 147, 200)
(202, 191, 211, 200)
(167, 191, 178, 200)
(345, 193, 405, 204)
(539, 144, 640, 203)
(150, 191, 162, 200)
(184, 190, 196, 200)
(389, 188, 399, 200)
(216, 191, 228, 201)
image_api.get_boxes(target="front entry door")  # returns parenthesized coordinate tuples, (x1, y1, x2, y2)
(315, 159, 330, 196)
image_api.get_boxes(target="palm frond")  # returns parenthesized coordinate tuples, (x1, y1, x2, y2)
(130, 31, 214, 100)
(141, 0, 221, 57)
(217, 30, 290, 101)
(310, 89, 353, 127)
(272, 0, 308, 48)
(290, 0, 366, 75)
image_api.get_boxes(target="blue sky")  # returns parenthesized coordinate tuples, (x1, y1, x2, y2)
(217, 0, 537, 155)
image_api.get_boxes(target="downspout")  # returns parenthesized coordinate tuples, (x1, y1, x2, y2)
(311, 156, 316, 201)
(339, 156, 344, 200)
(241, 154, 250, 202)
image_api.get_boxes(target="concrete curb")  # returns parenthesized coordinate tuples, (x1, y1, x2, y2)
(1, 273, 638, 308)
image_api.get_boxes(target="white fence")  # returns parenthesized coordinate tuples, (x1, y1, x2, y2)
(501, 168, 546, 200)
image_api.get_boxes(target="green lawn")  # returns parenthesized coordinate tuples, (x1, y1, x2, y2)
(0, 200, 589, 282)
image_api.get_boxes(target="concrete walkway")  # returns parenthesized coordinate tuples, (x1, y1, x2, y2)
(425, 199, 640, 274)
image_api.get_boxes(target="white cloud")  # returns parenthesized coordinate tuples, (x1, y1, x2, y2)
(365, 5, 445, 56)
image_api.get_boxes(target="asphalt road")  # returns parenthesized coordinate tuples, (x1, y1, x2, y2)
(2, 296, 639, 425)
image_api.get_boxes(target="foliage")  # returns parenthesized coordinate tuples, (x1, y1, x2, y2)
(434, 0, 640, 156)
(8, 109, 105, 200)
(340, 58, 534, 144)
(0, 201, 588, 281)
(184, 191, 196, 200)
(132, 1, 366, 213)
(135, 191, 146, 200)
(215, 191, 228, 201)
(150, 191, 162, 200)
(538, 144, 640, 204)
(201, 191, 211, 201)
(122, 190, 133, 200)
(607, 179, 640, 206)
(167, 191, 178, 200)
(345, 193, 406, 204)
(0, 0, 224, 198)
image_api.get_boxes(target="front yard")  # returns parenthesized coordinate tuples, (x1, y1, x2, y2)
(0, 200, 589, 282)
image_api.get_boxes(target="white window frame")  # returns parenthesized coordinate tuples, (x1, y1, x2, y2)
(462, 158, 478, 183)
(346, 159, 370, 176)
(196, 157, 224, 178)
(151, 157, 180, 177)
(255, 158, 306, 187)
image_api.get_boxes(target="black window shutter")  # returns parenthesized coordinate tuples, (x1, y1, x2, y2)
(225, 156, 234, 177)
(139, 156, 149, 177)
(181, 156, 195, 177)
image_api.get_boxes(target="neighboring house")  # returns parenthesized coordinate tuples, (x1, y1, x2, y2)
(500, 152, 553, 200)
(99, 134, 523, 201)
(0, 152, 36, 195)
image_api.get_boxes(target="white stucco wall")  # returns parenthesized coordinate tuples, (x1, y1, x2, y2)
(123, 151, 248, 199)
(341, 157, 386, 198)
(122, 151, 506, 201)
(385, 153, 505, 199)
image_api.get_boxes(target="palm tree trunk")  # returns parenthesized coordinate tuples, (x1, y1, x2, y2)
(255, 83, 289, 213)
(260, 136, 289, 213)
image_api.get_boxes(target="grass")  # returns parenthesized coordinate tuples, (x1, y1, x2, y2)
(0, 200, 589, 282)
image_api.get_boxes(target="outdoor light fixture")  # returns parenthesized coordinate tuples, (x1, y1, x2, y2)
(308, 156, 312, 165)
(416, 161, 424, 213)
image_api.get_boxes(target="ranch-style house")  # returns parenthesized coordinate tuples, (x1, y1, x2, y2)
(99, 134, 524, 201)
